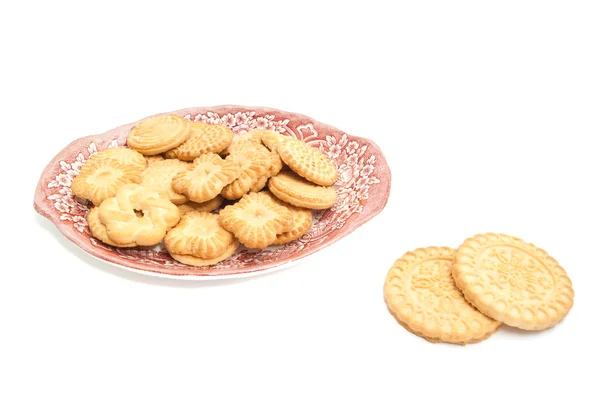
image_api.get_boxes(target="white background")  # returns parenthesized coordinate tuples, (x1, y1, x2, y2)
(2, 1, 599, 400)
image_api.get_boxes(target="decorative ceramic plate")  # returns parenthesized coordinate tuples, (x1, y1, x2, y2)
(34, 106, 391, 279)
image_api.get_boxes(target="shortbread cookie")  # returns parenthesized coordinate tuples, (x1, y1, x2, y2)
(177, 196, 223, 215)
(170, 240, 239, 267)
(167, 122, 233, 161)
(85, 147, 147, 173)
(276, 138, 337, 186)
(140, 159, 190, 204)
(220, 192, 292, 248)
(127, 114, 191, 155)
(261, 130, 289, 151)
(384, 247, 501, 344)
(250, 175, 270, 193)
(221, 142, 271, 200)
(87, 207, 136, 247)
(268, 171, 337, 210)
(165, 211, 234, 259)
(98, 184, 180, 246)
(222, 131, 264, 155)
(172, 153, 241, 203)
(71, 159, 142, 206)
(265, 194, 313, 245)
(268, 149, 283, 177)
(452, 233, 575, 331)
(144, 155, 164, 165)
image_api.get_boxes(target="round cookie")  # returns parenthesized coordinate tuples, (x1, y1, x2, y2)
(167, 122, 233, 161)
(452, 233, 575, 330)
(165, 211, 234, 259)
(127, 114, 191, 155)
(170, 240, 239, 267)
(268, 171, 337, 210)
(384, 247, 501, 344)
(276, 138, 337, 186)
(140, 159, 191, 204)
(85, 147, 147, 173)
(261, 130, 289, 151)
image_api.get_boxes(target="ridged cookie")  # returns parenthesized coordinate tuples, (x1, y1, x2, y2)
(71, 159, 142, 206)
(177, 196, 224, 215)
(222, 142, 271, 200)
(219, 192, 292, 249)
(452, 233, 575, 331)
(127, 114, 191, 155)
(265, 193, 313, 245)
(140, 159, 190, 204)
(222, 130, 265, 155)
(268, 171, 337, 210)
(165, 211, 234, 259)
(276, 138, 337, 186)
(85, 147, 147, 173)
(384, 247, 501, 344)
(167, 122, 233, 161)
(87, 207, 136, 247)
(172, 153, 241, 203)
(144, 155, 164, 165)
(170, 240, 239, 267)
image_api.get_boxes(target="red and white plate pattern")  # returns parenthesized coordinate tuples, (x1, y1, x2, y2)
(34, 106, 391, 279)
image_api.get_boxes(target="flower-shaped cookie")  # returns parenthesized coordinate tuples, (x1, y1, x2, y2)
(165, 211, 234, 259)
(221, 142, 272, 200)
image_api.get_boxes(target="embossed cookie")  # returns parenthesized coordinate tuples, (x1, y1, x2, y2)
(261, 130, 289, 151)
(98, 183, 180, 246)
(71, 159, 142, 206)
(87, 207, 136, 247)
(220, 192, 292, 249)
(167, 122, 233, 161)
(221, 130, 264, 156)
(172, 153, 241, 203)
(170, 240, 239, 267)
(140, 159, 190, 204)
(85, 147, 147, 173)
(221, 142, 272, 200)
(265, 193, 313, 245)
(268, 171, 337, 210)
(127, 114, 191, 155)
(177, 196, 223, 215)
(165, 211, 234, 259)
(276, 138, 337, 186)
(384, 247, 501, 344)
(452, 233, 575, 330)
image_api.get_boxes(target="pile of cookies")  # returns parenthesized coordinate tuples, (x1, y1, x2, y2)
(71, 114, 338, 267)
(384, 233, 574, 344)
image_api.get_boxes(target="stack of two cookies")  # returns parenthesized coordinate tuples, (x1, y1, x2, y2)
(384, 234, 575, 344)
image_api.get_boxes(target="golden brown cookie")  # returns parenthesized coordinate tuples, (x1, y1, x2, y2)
(261, 130, 289, 151)
(165, 211, 234, 259)
(177, 196, 224, 215)
(170, 240, 239, 267)
(127, 114, 191, 155)
(222, 131, 264, 155)
(384, 247, 501, 344)
(98, 184, 180, 246)
(140, 159, 190, 204)
(268, 149, 283, 177)
(265, 194, 313, 245)
(268, 171, 337, 210)
(452, 233, 575, 331)
(85, 147, 147, 173)
(219, 192, 292, 249)
(172, 153, 241, 203)
(87, 207, 136, 247)
(71, 159, 142, 206)
(167, 122, 233, 161)
(221, 142, 272, 200)
(144, 155, 164, 165)
(276, 138, 337, 186)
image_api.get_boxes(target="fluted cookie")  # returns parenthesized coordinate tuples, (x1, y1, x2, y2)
(87, 207, 136, 247)
(268, 171, 336, 210)
(265, 193, 312, 245)
(165, 211, 234, 259)
(384, 247, 501, 345)
(222, 142, 272, 200)
(98, 184, 180, 246)
(170, 240, 239, 267)
(220, 192, 292, 249)
(167, 122, 233, 161)
(71, 159, 142, 206)
(140, 159, 191, 204)
(85, 147, 147, 173)
(452, 233, 575, 331)
(172, 153, 241, 203)
(276, 138, 337, 186)
(127, 114, 191, 155)
(144, 155, 164, 165)
(177, 196, 223, 215)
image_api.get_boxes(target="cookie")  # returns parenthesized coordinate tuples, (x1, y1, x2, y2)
(140, 159, 190, 204)
(167, 122, 233, 161)
(219, 192, 293, 249)
(170, 240, 239, 267)
(85, 147, 147, 173)
(384, 247, 501, 344)
(250, 175, 270, 193)
(276, 138, 337, 186)
(268, 171, 337, 210)
(221, 142, 272, 200)
(144, 155, 164, 165)
(98, 183, 180, 246)
(265, 194, 313, 245)
(268, 149, 283, 177)
(172, 153, 241, 203)
(127, 114, 191, 155)
(261, 130, 289, 151)
(165, 211, 235, 259)
(221, 131, 264, 155)
(177, 196, 223, 215)
(87, 207, 136, 247)
(71, 159, 142, 206)
(452, 233, 575, 330)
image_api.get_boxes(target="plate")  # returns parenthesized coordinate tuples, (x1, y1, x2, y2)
(33, 106, 391, 279)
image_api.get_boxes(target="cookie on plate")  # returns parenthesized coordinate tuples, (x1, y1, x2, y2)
(261, 130, 289, 151)
(170, 240, 240, 267)
(166, 122, 233, 161)
(268, 171, 337, 210)
(221, 141, 272, 200)
(127, 114, 191, 155)
(276, 138, 337, 186)
(87, 207, 136, 247)
(85, 147, 147, 173)
(140, 159, 191, 204)
(265, 193, 312, 245)
(177, 196, 224, 215)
